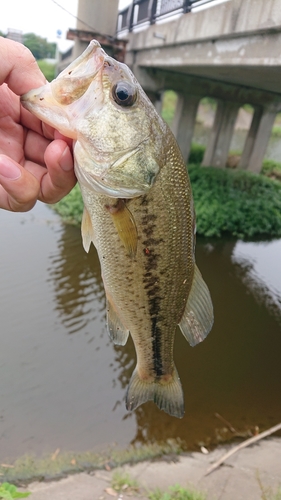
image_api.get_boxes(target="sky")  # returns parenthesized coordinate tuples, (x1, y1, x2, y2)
(0, 0, 131, 52)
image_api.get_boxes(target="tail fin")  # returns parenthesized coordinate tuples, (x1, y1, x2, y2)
(125, 366, 184, 418)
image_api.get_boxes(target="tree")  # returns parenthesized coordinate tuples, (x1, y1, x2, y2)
(23, 33, 56, 60)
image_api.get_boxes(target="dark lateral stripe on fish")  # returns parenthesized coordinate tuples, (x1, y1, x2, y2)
(141, 205, 164, 377)
(143, 263, 163, 372)
(150, 304, 164, 377)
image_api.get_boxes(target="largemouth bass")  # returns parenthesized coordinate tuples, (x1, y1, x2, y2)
(21, 40, 213, 418)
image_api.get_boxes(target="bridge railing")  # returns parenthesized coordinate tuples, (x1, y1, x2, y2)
(117, 0, 218, 34)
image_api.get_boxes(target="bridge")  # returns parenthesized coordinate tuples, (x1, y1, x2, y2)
(116, 0, 281, 171)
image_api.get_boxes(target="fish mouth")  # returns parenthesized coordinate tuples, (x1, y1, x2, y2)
(20, 40, 106, 136)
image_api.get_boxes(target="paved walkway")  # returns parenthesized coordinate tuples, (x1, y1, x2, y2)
(20, 438, 281, 500)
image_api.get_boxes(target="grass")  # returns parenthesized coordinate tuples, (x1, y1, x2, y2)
(148, 484, 206, 500)
(0, 440, 183, 484)
(111, 470, 139, 494)
(257, 471, 281, 500)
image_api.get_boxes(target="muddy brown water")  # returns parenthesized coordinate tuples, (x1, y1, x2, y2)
(1, 203, 281, 461)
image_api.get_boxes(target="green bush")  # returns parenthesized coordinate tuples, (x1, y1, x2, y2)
(188, 143, 205, 164)
(261, 159, 281, 180)
(271, 125, 281, 138)
(161, 90, 177, 126)
(37, 59, 56, 82)
(52, 183, 83, 225)
(189, 164, 281, 238)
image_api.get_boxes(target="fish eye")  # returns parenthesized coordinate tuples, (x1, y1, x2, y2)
(112, 81, 137, 107)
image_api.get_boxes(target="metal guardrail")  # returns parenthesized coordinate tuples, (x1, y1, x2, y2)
(117, 0, 218, 33)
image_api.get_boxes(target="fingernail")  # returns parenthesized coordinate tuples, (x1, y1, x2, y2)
(0, 156, 21, 180)
(59, 146, 73, 172)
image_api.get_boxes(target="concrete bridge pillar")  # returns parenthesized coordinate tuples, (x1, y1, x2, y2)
(73, 0, 119, 59)
(239, 104, 277, 173)
(202, 100, 240, 168)
(171, 94, 201, 163)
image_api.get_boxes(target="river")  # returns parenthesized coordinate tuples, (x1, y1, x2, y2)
(0, 202, 281, 461)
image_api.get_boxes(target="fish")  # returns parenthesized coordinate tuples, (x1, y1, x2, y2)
(21, 40, 213, 418)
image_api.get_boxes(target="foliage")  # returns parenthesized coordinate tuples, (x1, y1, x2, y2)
(189, 164, 281, 238)
(200, 96, 217, 109)
(0, 31, 6, 38)
(52, 183, 83, 225)
(0, 483, 30, 499)
(148, 484, 206, 500)
(111, 470, 139, 494)
(188, 143, 205, 164)
(261, 159, 281, 181)
(271, 125, 281, 138)
(161, 90, 177, 126)
(23, 33, 56, 60)
(37, 60, 56, 82)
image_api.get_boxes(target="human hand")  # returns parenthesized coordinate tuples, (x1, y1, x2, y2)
(0, 37, 76, 212)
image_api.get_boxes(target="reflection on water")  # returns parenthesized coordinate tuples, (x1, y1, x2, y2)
(233, 239, 281, 312)
(0, 204, 281, 461)
(48, 224, 105, 335)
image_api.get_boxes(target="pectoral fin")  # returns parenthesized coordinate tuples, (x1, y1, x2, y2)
(81, 207, 95, 252)
(106, 299, 130, 346)
(106, 200, 138, 257)
(179, 265, 213, 347)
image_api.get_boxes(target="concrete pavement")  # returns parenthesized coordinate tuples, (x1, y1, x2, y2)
(19, 437, 281, 500)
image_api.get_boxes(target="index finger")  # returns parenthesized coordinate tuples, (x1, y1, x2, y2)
(0, 37, 46, 94)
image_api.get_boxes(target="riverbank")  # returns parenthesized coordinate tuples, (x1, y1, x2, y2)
(17, 437, 281, 500)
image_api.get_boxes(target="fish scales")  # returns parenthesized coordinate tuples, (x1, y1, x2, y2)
(81, 129, 193, 377)
(20, 40, 214, 418)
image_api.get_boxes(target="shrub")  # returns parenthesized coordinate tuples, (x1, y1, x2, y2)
(189, 164, 281, 238)
(188, 143, 205, 164)
(52, 183, 83, 225)
(37, 60, 56, 81)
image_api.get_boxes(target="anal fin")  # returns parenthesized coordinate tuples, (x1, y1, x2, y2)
(179, 264, 214, 347)
(126, 365, 184, 418)
(106, 299, 130, 346)
(81, 207, 95, 252)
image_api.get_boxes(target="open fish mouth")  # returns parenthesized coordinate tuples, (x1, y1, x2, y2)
(21, 40, 105, 131)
